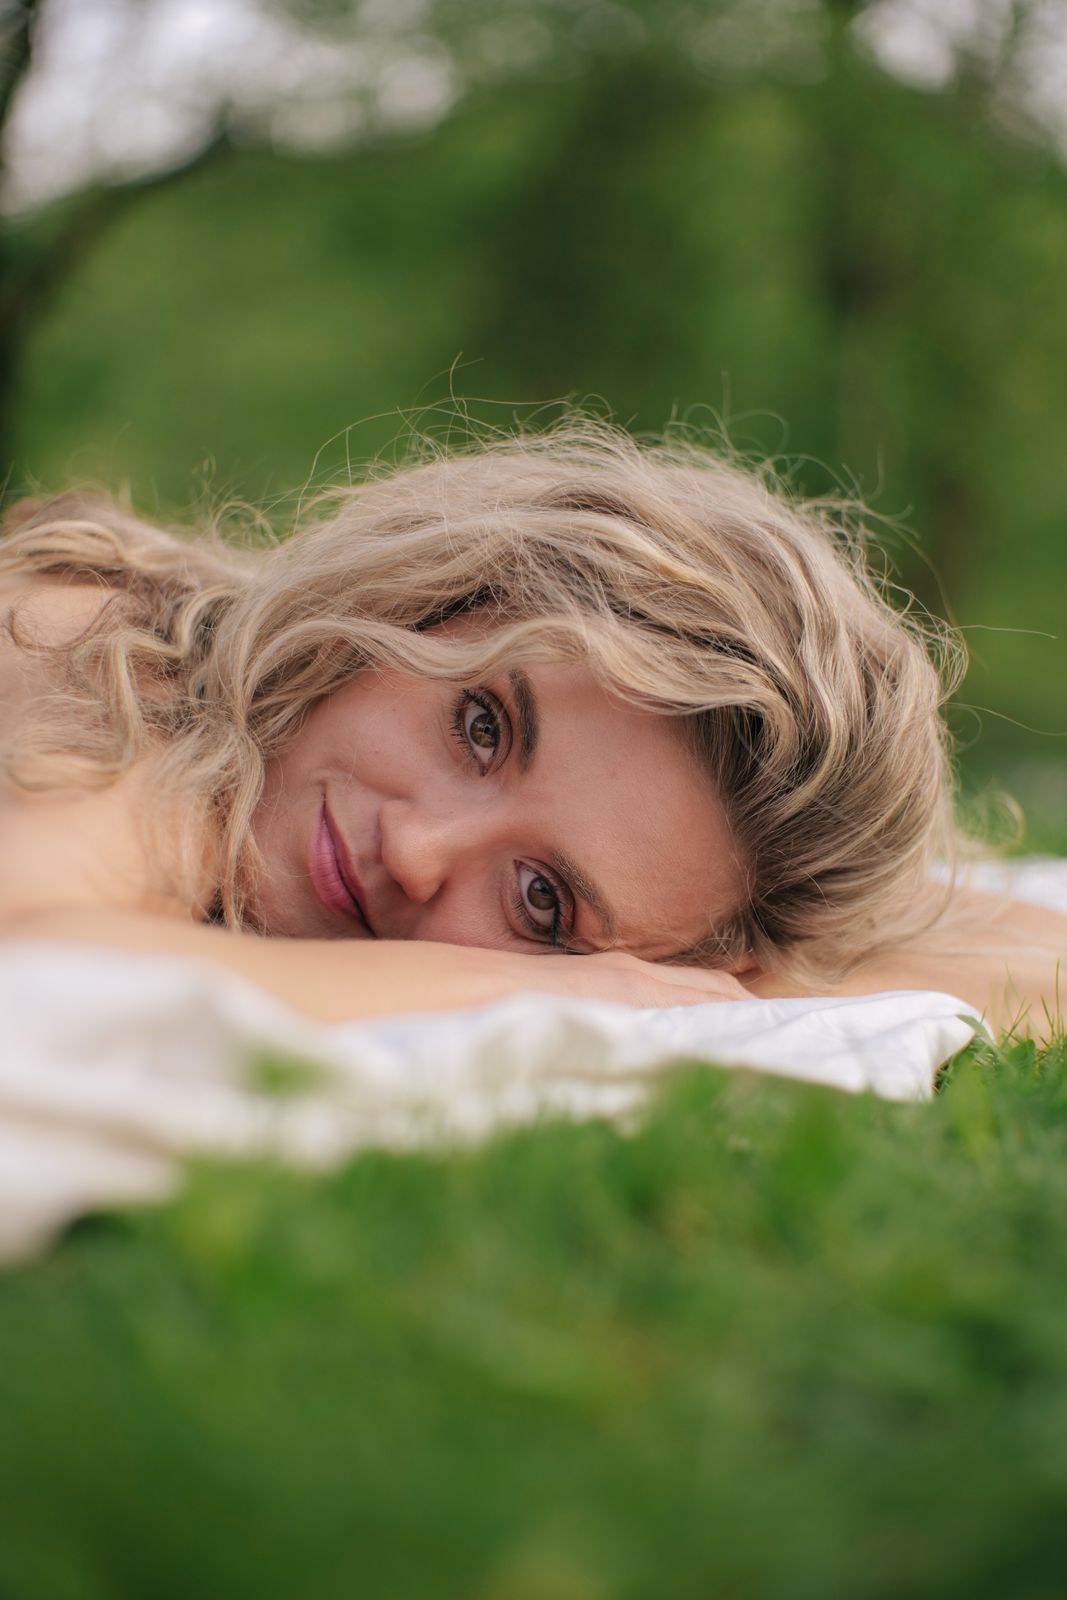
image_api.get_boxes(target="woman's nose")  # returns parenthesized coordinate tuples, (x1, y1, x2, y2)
(378, 796, 468, 905)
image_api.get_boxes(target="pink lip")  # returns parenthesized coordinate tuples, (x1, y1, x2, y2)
(308, 801, 376, 936)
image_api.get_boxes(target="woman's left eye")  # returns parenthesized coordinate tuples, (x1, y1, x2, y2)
(514, 863, 567, 944)
(452, 690, 508, 771)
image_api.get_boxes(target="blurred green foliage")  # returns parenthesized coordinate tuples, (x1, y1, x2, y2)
(5, 14, 1066, 840)
(3, 1041, 1067, 1599)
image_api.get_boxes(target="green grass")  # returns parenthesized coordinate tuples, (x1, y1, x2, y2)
(2, 1034, 1067, 1600)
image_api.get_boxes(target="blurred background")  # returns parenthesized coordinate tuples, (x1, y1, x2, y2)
(0, 0, 1064, 844)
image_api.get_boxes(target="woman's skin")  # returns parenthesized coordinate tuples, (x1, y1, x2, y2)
(2, 577, 1065, 1030)
(0, 579, 753, 1017)
(248, 652, 745, 958)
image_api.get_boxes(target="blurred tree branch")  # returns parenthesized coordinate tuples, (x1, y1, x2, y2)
(0, 0, 1059, 489)
(0, 123, 232, 332)
(0, 1, 235, 480)
(0, 0, 36, 133)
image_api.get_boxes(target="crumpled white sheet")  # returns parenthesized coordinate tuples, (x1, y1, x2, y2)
(2, 854, 1065, 1262)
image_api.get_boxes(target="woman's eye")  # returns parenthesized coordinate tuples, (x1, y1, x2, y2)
(453, 690, 505, 771)
(466, 703, 498, 756)
(517, 863, 562, 936)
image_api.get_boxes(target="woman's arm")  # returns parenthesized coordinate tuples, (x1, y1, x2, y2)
(0, 905, 750, 1023)
(9, 873, 1064, 1030)
(750, 889, 1067, 1032)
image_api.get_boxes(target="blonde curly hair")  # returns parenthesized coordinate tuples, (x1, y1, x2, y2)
(0, 419, 964, 980)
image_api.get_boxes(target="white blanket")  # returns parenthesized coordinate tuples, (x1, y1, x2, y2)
(3, 855, 1065, 1262)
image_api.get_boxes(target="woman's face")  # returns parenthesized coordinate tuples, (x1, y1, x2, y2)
(250, 651, 746, 961)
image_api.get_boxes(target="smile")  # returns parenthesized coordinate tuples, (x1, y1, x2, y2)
(308, 800, 376, 936)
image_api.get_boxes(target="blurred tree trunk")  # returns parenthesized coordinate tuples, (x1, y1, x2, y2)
(0, 0, 37, 487)
(819, 0, 883, 455)
(476, 54, 711, 411)
(0, 0, 231, 492)
(816, 0, 1025, 616)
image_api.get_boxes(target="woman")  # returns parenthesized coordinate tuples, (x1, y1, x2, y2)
(1, 423, 1062, 1030)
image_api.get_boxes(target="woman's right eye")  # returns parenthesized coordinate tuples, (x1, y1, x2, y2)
(452, 689, 509, 772)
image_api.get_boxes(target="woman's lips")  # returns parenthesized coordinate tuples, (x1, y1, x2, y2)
(308, 801, 376, 936)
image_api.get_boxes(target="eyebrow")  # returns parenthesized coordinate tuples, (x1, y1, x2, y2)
(508, 670, 540, 771)
(551, 849, 620, 946)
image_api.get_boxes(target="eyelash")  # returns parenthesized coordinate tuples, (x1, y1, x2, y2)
(511, 876, 565, 948)
(449, 687, 507, 771)
(449, 687, 570, 949)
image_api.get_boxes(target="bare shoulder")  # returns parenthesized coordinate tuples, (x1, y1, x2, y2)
(0, 574, 117, 714)
(0, 576, 184, 924)
(0, 572, 116, 635)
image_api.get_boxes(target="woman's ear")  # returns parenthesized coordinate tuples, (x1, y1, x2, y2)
(729, 955, 765, 982)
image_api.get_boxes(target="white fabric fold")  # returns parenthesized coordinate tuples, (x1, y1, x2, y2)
(0, 938, 986, 1262)
(7, 855, 1067, 1261)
